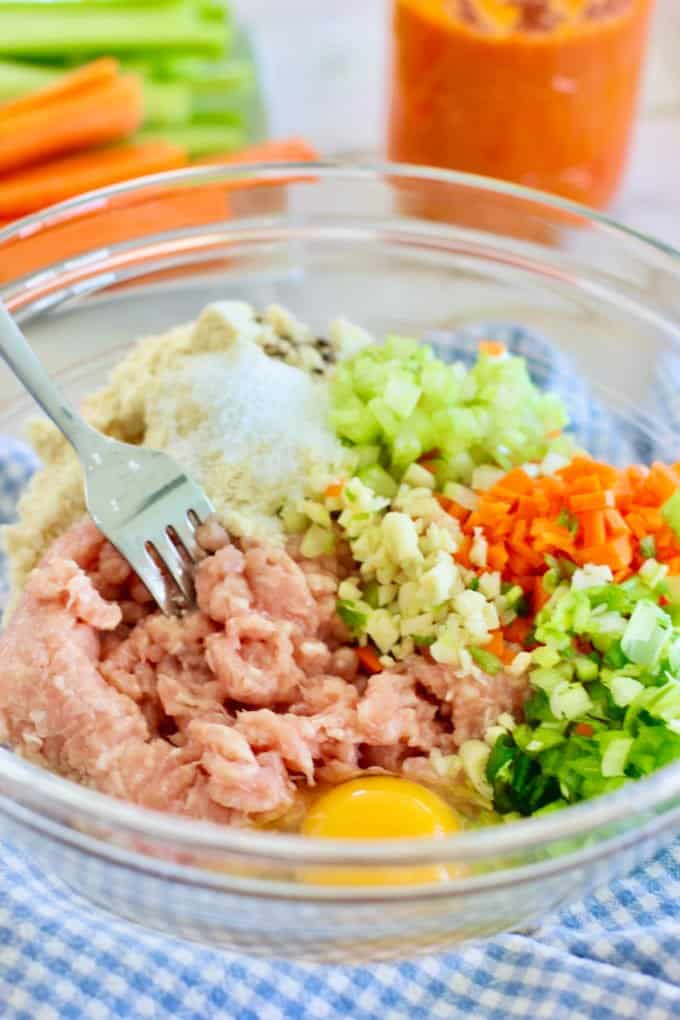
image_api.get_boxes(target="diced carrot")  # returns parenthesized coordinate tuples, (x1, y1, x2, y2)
(0, 72, 143, 176)
(503, 616, 533, 646)
(625, 512, 649, 539)
(419, 448, 441, 462)
(420, 460, 438, 475)
(579, 510, 607, 547)
(357, 646, 383, 675)
(568, 490, 615, 513)
(446, 500, 470, 522)
(435, 493, 454, 512)
(638, 507, 664, 530)
(484, 630, 506, 659)
(558, 457, 597, 482)
(497, 467, 534, 495)
(532, 578, 551, 614)
(478, 340, 506, 357)
(324, 480, 345, 500)
(574, 723, 594, 737)
(478, 500, 513, 527)
(567, 474, 603, 494)
(487, 544, 509, 571)
(648, 463, 680, 502)
(578, 535, 633, 571)
(603, 509, 628, 537)
(0, 142, 188, 219)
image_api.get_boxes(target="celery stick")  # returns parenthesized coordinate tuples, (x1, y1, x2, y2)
(134, 122, 247, 157)
(0, 57, 60, 100)
(150, 56, 255, 93)
(191, 90, 250, 122)
(0, 3, 226, 58)
(142, 79, 192, 127)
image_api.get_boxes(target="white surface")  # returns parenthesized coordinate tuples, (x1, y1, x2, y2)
(236, 0, 680, 246)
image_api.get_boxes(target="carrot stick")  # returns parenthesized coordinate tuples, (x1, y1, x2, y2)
(195, 137, 320, 166)
(0, 186, 230, 285)
(0, 142, 188, 219)
(0, 57, 118, 123)
(0, 73, 143, 175)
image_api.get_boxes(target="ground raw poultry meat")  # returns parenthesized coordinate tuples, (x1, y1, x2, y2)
(0, 519, 529, 825)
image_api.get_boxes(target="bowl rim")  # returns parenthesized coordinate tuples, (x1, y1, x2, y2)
(2, 159, 680, 875)
(1, 158, 679, 259)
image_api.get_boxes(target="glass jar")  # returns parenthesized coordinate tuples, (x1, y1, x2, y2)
(388, 1, 655, 209)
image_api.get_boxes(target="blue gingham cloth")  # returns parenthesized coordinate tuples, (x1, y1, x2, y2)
(1, 325, 680, 1020)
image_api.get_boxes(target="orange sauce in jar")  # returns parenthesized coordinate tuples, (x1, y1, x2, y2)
(388, 0, 655, 208)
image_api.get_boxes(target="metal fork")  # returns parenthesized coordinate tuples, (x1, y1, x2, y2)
(0, 301, 215, 615)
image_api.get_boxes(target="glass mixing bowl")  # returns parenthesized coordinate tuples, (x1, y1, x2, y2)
(1, 164, 680, 962)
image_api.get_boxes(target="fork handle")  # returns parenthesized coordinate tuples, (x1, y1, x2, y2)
(0, 299, 99, 459)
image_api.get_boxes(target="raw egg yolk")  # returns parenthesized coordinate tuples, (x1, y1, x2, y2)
(301, 777, 463, 886)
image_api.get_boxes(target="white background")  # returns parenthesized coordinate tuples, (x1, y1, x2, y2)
(235, 0, 680, 246)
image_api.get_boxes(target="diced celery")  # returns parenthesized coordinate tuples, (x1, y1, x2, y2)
(661, 490, 680, 536)
(402, 463, 436, 490)
(459, 740, 493, 800)
(300, 525, 334, 558)
(639, 558, 669, 592)
(574, 655, 599, 682)
(598, 733, 634, 777)
(391, 431, 422, 468)
(621, 600, 669, 669)
(549, 682, 592, 721)
(606, 674, 644, 708)
(355, 445, 381, 469)
(357, 464, 398, 500)
(336, 599, 369, 635)
(532, 646, 560, 669)
(384, 373, 421, 419)
(470, 647, 503, 675)
(640, 536, 657, 560)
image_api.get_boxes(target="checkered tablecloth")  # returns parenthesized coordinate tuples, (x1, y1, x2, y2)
(1, 326, 679, 1020)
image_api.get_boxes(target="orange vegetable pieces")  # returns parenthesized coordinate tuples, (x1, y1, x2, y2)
(324, 481, 345, 500)
(478, 340, 506, 357)
(0, 69, 143, 175)
(579, 510, 607, 548)
(577, 535, 633, 572)
(0, 142, 188, 219)
(0, 58, 118, 123)
(357, 646, 383, 675)
(568, 490, 615, 513)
